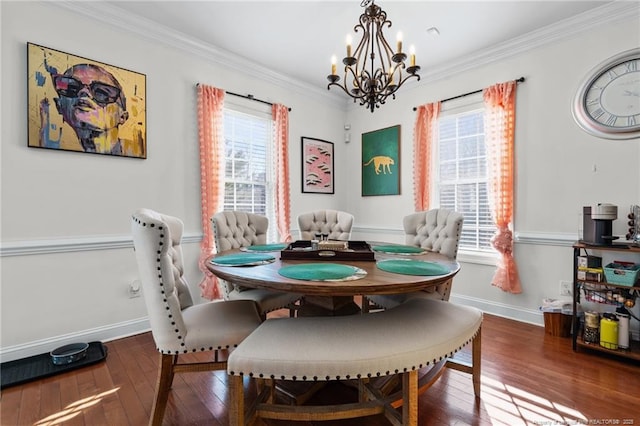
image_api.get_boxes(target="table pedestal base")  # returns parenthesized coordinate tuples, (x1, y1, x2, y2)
(298, 295, 361, 317)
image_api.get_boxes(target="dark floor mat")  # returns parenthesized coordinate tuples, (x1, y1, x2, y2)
(1, 341, 107, 389)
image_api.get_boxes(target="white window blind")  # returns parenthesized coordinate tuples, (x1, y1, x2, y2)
(436, 108, 495, 251)
(223, 108, 277, 241)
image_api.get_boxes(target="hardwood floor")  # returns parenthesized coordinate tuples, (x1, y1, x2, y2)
(2, 311, 640, 426)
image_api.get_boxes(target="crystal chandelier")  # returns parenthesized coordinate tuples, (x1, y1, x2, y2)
(327, 0, 420, 112)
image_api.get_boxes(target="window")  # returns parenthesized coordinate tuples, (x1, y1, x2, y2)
(435, 108, 495, 252)
(223, 108, 277, 241)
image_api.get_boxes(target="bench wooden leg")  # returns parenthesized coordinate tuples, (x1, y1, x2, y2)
(445, 325, 482, 399)
(402, 370, 418, 426)
(229, 375, 244, 426)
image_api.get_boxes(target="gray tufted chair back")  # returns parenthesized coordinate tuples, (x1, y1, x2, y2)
(297, 209, 354, 241)
(212, 211, 268, 251)
(364, 208, 464, 310)
(131, 208, 194, 353)
(211, 211, 269, 298)
(403, 209, 464, 259)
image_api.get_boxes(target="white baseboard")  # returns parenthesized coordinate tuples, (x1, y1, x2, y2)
(0, 317, 150, 363)
(451, 294, 640, 341)
(450, 293, 545, 326)
(3, 300, 637, 363)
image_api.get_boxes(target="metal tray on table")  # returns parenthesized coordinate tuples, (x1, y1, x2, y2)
(280, 240, 375, 261)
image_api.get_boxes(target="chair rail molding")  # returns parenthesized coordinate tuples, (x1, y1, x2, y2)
(351, 225, 404, 236)
(514, 231, 577, 246)
(0, 230, 575, 257)
(0, 233, 202, 257)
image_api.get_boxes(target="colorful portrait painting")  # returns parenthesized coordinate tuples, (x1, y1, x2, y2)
(301, 137, 334, 194)
(361, 125, 401, 196)
(27, 42, 147, 158)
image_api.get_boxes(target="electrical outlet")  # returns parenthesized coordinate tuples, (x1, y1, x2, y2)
(129, 280, 142, 298)
(559, 280, 572, 297)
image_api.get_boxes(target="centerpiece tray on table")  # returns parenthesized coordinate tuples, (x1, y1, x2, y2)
(280, 240, 376, 261)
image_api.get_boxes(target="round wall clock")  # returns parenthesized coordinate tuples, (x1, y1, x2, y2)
(572, 48, 640, 140)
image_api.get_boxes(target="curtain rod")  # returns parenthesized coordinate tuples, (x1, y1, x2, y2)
(412, 77, 525, 111)
(196, 83, 291, 111)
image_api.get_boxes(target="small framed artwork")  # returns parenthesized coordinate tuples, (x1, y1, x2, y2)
(27, 42, 147, 158)
(301, 137, 334, 194)
(362, 125, 400, 196)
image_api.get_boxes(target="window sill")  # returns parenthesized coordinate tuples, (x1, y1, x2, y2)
(457, 250, 498, 266)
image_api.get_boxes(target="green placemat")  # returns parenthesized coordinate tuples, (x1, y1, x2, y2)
(211, 253, 275, 266)
(278, 263, 358, 281)
(245, 243, 288, 252)
(372, 244, 425, 254)
(376, 259, 450, 276)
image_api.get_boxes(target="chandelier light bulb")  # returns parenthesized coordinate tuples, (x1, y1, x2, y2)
(410, 45, 416, 67)
(346, 34, 353, 57)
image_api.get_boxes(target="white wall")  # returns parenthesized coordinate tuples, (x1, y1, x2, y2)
(347, 9, 640, 325)
(0, 1, 348, 361)
(1, 1, 639, 361)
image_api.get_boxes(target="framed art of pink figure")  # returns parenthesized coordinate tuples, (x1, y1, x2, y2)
(301, 136, 334, 194)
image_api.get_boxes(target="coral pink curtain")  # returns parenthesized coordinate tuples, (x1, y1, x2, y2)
(197, 85, 225, 300)
(483, 81, 522, 294)
(272, 104, 292, 242)
(413, 102, 441, 211)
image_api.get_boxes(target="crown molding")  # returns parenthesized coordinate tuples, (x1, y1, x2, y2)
(47, 1, 637, 110)
(416, 1, 640, 86)
(47, 1, 347, 110)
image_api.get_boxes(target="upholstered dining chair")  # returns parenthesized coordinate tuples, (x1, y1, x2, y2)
(297, 209, 355, 241)
(365, 208, 464, 311)
(211, 210, 302, 319)
(131, 208, 262, 426)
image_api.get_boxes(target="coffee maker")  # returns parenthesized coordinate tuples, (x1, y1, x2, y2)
(582, 203, 618, 246)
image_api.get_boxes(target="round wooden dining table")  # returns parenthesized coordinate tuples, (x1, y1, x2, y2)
(206, 241, 460, 316)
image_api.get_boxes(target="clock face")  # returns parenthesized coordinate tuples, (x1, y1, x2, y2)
(585, 58, 640, 128)
(573, 48, 640, 139)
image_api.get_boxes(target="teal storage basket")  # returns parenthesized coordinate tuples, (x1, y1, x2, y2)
(603, 262, 640, 287)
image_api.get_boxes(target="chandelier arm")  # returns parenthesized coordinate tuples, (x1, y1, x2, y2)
(327, 81, 364, 100)
(346, 66, 368, 100)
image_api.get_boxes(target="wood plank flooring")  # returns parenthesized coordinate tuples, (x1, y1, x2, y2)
(2, 311, 640, 426)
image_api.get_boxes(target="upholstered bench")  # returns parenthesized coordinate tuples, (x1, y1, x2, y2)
(227, 298, 482, 426)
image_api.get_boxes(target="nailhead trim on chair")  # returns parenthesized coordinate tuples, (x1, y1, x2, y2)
(133, 209, 267, 426)
(133, 214, 242, 355)
(134, 217, 181, 348)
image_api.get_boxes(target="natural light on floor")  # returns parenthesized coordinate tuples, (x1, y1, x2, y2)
(32, 375, 593, 425)
(34, 387, 120, 426)
(481, 376, 587, 425)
